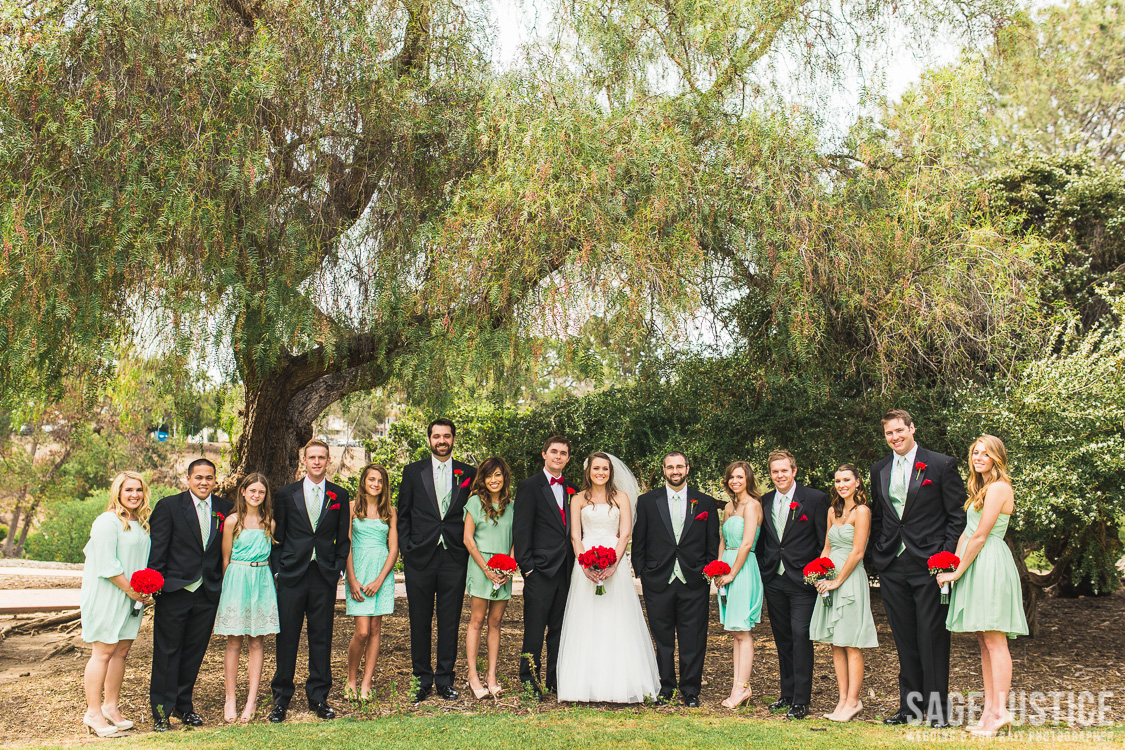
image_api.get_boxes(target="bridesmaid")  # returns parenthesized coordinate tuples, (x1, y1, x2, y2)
(462, 456, 516, 699)
(809, 463, 877, 722)
(79, 471, 153, 736)
(345, 463, 398, 699)
(214, 473, 280, 722)
(716, 460, 764, 709)
(938, 436, 1027, 737)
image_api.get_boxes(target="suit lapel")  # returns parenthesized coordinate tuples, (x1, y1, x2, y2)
(317, 484, 336, 529)
(205, 500, 222, 547)
(763, 492, 781, 544)
(902, 448, 926, 519)
(539, 476, 566, 529)
(655, 489, 675, 541)
(420, 463, 440, 516)
(679, 491, 697, 543)
(880, 459, 895, 517)
(182, 494, 205, 552)
(781, 487, 801, 539)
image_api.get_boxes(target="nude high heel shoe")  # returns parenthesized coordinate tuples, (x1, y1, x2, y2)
(101, 707, 134, 731)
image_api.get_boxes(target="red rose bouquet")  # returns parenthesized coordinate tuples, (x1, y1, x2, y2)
(485, 554, 518, 598)
(928, 551, 961, 604)
(802, 557, 837, 608)
(128, 568, 165, 616)
(577, 545, 617, 595)
(702, 560, 732, 605)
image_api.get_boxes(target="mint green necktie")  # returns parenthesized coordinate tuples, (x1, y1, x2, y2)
(889, 456, 908, 555)
(774, 494, 787, 574)
(668, 492, 686, 584)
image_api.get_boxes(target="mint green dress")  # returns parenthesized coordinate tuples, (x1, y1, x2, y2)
(80, 512, 151, 644)
(810, 523, 878, 648)
(946, 509, 1028, 638)
(718, 516, 763, 630)
(464, 495, 515, 600)
(347, 518, 395, 616)
(215, 529, 280, 636)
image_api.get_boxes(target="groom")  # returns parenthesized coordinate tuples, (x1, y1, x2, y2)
(632, 451, 719, 706)
(870, 409, 966, 727)
(513, 435, 575, 699)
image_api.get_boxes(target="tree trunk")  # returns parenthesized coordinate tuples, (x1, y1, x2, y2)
(220, 339, 398, 496)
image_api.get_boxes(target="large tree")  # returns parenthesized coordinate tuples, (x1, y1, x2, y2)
(1, 0, 1016, 491)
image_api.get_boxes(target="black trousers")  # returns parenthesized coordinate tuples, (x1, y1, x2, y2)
(149, 587, 218, 718)
(271, 564, 337, 706)
(879, 552, 951, 720)
(763, 571, 816, 705)
(641, 579, 709, 698)
(403, 546, 467, 690)
(519, 566, 570, 689)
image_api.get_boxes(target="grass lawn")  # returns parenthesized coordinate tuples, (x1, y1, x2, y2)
(24, 709, 1123, 750)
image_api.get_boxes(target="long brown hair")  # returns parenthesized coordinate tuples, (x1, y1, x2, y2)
(107, 471, 152, 533)
(966, 435, 1012, 512)
(232, 473, 274, 543)
(829, 464, 869, 518)
(469, 456, 513, 523)
(354, 463, 393, 523)
(580, 452, 619, 509)
(721, 461, 761, 511)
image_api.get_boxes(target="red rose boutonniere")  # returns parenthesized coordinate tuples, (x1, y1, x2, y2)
(326, 490, 337, 501)
(789, 500, 799, 521)
(914, 461, 927, 480)
(566, 486, 577, 495)
(213, 510, 226, 528)
(453, 469, 463, 481)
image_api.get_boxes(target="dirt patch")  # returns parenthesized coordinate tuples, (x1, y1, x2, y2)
(0, 588, 1121, 746)
(0, 576, 82, 591)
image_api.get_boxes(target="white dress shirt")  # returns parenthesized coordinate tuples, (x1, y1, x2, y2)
(543, 467, 565, 510)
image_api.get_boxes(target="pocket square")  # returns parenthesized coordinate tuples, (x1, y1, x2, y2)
(328, 503, 341, 511)
(460, 477, 471, 488)
(694, 511, 708, 521)
(798, 514, 808, 522)
(922, 479, 933, 486)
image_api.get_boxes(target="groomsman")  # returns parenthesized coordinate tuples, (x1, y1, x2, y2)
(147, 458, 232, 730)
(268, 439, 351, 722)
(632, 451, 720, 707)
(513, 435, 575, 698)
(756, 449, 829, 720)
(397, 418, 476, 703)
(869, 409, 966, 727)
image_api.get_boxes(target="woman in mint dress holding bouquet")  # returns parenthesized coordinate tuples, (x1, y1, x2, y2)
(462, 456, 516, 699)
(79, 472, 153, 736)
(938, 436, 1027, 737)
(215, 473, 279, 722)
(810, 464, 878, 722)
(345, 463, 398, 699)
(715, 461, 764, 709)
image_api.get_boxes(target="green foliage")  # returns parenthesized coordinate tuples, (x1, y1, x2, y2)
(947, 290, 1125, 595)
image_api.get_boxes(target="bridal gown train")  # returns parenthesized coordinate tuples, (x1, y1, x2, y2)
(557, 503, 660, 703)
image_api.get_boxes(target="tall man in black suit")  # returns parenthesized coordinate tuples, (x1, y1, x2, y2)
(147, 458, 232, 730)
(513, 435, 575, 698)
(632, 451, 720, 707)
(756, 449, 829, 720)
(397, 418, 476, 703)
(268, 439, 351, 722)
(870, 409, 966, 727)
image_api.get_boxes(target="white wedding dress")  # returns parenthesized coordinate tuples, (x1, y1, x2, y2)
(556, 503, 660, 703)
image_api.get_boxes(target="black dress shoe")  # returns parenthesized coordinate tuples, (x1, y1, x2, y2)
(436, 685, 459, 700)
(928, 717, 950, 729)
(152, 717, 171, 733)
(786, 703, 808, 720)
(655, 693, 674, 706)
(883, 710, 913, 725)
(267, 704, 287, 723)
(683, 694, 701, 708)
(309, 702, 335, 720)
(412, 686, 432, 704)
(768, 698, 792, 711)
(170, 710, 203, 727)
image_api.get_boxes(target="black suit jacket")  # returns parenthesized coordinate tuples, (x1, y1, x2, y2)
(755, 484, 830, 588)
(147, 491, 233, 601)
(396, 457, 476, 568)
(271, 480, 352, 586)
(631, 486, 720, 594)
(869, 446, 967, 571)
(512, 471, 576, 579)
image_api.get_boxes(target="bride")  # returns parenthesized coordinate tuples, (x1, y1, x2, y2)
(556, 452, 659, 703)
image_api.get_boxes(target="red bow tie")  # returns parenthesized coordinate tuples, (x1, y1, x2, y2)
(549, 476, 565, 486)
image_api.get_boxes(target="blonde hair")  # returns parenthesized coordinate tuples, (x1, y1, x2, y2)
(767, 449, 796, 470)
(965, 435, 1012, 512)
(107, 471, 152, 533)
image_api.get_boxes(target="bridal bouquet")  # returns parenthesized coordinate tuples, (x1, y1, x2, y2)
(928, 551, 961, 604)
(802, 557, 837, 608)
(702, 560, 732, 606)
(485, 554, 518, 598)
(578, 546, 616, 595)
(128, 568, 165, 616)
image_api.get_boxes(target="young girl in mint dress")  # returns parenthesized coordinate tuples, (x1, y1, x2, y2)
(938, 436, 1027, 737)
(716, 461, 764, 709)
(345, 463, 398, 699)
(215, 472, 279, 722)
